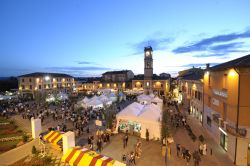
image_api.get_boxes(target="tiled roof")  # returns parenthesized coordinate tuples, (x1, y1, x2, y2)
(179, 72, 204, 81)
(18, 72, 73, 78)
(132, 74, 170, 80)
(102, 70, 131, 75)
(209, 54, 250, 71)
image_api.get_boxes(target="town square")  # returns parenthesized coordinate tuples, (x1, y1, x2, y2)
(0, 0, 250, 166)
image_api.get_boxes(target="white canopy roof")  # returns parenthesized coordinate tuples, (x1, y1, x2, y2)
(152, 96, 163, 103)
(83, 97, 90, 103)
(138, 104, 161, 122)
(117, 102, 144, 118)
(117, 102, 161, 123)
(86, 98, 103, 107)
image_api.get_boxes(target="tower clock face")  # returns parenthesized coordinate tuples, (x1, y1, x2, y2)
(146, 51, 150, 56)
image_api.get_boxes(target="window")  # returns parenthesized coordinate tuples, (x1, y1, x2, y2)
(44, 84, 46, 88)
(39, 85, 41, 89)
(161, 83, 163, 88)
(29, 78, 32, 82)
(207, 116, 211, 127)
(22, 79, 24, 82)
(48, 84, 50, 88)
(29, 85, 32, 90)
(22, 85, 25, 89)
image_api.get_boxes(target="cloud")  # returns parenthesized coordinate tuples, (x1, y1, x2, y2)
(46, 66, 112, 71)
(181, 63, 219, 68)
(77, 61, 92, 65)
(172, 29, 250, 54)
(128, 36, 174, 55)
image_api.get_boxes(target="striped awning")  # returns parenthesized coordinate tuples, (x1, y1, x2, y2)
(61, 147, 116, 166)
(43, 130, 63, 144)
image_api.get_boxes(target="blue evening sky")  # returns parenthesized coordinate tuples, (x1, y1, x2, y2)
(0, 0, 250, 77)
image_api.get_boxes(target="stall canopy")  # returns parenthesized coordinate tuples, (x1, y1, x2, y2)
(138, 104, 161, 122)
(86, 98, 104, 109)
(61, 147, 125, 166)
(116, 102, 144, 119)
(108, 92, 117, 102)
(43, 130, 63, 145)
(116, 102, 162, 140)
(57, 92, 68, 101)
(83, 97, 90, 103)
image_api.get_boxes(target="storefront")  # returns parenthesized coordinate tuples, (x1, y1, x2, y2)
(219, 127, 228, 151)
(118, 120, 141, 135)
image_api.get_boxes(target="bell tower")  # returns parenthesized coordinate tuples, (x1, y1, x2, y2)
(144, 46, 153, 94)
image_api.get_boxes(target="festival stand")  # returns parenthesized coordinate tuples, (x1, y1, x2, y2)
(61, 147, 125, 166)
(43, 130, 63, 150)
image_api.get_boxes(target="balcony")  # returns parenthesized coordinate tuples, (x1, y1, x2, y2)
(226, 124, 247, 137)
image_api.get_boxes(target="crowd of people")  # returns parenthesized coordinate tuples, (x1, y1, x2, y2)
(121, 131, 142, 166)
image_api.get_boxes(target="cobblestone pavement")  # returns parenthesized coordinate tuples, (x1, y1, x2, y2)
(166, 104, 234, 166)
(101, 134, 165, 166)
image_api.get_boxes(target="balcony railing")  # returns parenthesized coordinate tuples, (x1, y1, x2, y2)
(226, 124, 247, 137)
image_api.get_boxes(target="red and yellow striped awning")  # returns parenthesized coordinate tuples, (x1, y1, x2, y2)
(61, 147, 117, 166)
(43, 130, 63, 144)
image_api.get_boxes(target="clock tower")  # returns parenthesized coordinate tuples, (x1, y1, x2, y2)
(144, 46, 153, 94)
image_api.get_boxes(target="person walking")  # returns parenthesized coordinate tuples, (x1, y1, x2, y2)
(123, 135, 127, 149)
(130, 151, 136, 165)
(125, 132, 129, 147)
(176, 144, 181, 157)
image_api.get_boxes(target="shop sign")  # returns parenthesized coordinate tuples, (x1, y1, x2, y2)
(213, 89, 228, 98)
(226, 124, 247, 137)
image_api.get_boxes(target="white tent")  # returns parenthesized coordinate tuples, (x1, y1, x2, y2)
(109, 92, 117, 102)
(83, 97, 90, 103)
(86, 98, 104, 109)
(118, 92, 126, 101)
(116, 102, 162, 140)
(57, 92, 68, 101)
(137, 94, 153, 104)
(117, 102, 144, 119)
(99, 94, 112, 106)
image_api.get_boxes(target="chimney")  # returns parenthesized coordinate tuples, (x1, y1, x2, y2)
(206, 63, 210, 69)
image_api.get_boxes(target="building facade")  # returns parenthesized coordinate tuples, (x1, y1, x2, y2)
(178, 70, 204, 123)
(203, 55, 250, 166)
(18, 72, 75, 97)
(79, 70, 133, 91)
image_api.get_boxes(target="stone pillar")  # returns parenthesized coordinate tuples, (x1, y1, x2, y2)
(31, 118, 42, 139)
(63, 131, 75, 154)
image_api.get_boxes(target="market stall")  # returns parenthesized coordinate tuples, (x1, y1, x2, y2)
(116, 102, 162, 140)
(43, 130, 63, 150)
(61, 147, 125, 166)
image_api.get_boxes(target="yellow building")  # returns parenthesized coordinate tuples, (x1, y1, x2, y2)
(78, 70, 133, 92)
(18, 72, 75, 97)
(203, 54, 250, 166)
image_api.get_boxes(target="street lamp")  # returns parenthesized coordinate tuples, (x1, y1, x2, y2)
(45, 76, 50, 81)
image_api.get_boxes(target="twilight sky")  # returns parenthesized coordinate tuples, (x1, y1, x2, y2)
(0, 0, 250, 77)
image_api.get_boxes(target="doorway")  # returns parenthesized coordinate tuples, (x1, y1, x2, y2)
(220, 131, 228, 151)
